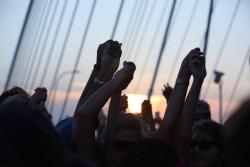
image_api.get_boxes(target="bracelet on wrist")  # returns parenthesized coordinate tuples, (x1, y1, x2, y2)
(94, 78, 105, 85)
(176, 79, 189, 86)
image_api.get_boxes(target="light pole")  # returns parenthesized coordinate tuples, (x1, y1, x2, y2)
(213, 70, 224, 123)
(48, 70, 80, 115)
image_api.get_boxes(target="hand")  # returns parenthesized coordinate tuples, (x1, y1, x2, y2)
(113, 61, 136, 90)
(162, 83, 173, 102)
(95, 40, 111, 69)
(30, 87, 47, 104)
(141, 100, 152, 116)
(97, 40, 122, 81)
(189, 49, 206, 80)
(177, 48, 200, 81)
(120, 94, 128, 112)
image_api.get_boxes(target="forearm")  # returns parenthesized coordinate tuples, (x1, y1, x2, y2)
(106, 91, 122, 140)
(177, 78, 204, 161)
(143, 108, 156, 132)
(78, 82, 103, 109)
(158, 83, 189, 140)
(76, 64, 114, 111)
(179, 78, 204, 138)
(73, 79, 118, 165)
(76, 67, 99, 110)
(76, 79, 122, 118)
(107, 91, 122, 123)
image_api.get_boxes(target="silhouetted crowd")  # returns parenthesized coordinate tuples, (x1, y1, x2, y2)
(0, 40, 249, 167)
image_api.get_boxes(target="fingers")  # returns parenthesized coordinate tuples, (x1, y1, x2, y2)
(123, 61, 136, 72)
(142, 100, 151, 108)
(188, 48, 205, 65)
(97, 40, 122, 56)
(189, 59, 202, 67)
(188, 48, 203, 57)
(35, 87, 47, 93)
(163, 84, 167, 89)
(110, 41, 122, 57)
(189, 51, 205, 66)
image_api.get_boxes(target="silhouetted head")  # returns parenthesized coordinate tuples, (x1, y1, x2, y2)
(0, 97, 85, 166)
(121, 139, 182, 167)
(194, 100, 211, 122)
(224, 97, 250, 167)
(105, 113, 143, 167)
(0, 87, 28, 104)
(191, 120, 225, 167)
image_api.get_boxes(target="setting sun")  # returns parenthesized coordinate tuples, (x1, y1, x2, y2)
(127, 94, 147, 114)
(126, 94, 166, 118)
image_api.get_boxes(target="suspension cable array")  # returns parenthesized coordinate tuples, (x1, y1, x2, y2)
(4, 0, 34, 91)
(133, 0, 170, 93)
(20, 0, 47, 88)
(167, 0, 199, 83)
(29, 0, 60, 89)
(59, 0, 98, 120)
(47, 0, 80, 108)
(2, 0, 249, 124)
(131, 0, 158, 63)
(25, 0, 53, 90)
(223, 44, 250, 121)
(10, 0, 41, 87)
(125, 0, 150, 60)
(147, 0, 177, 100)
(39, 0, 69, 86)
(123, 0, 147, 59)
(203, 0, 241, 99)
(110, 0, 125, 39)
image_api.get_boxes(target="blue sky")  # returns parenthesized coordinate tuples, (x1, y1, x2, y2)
(0, 0, 249, 122)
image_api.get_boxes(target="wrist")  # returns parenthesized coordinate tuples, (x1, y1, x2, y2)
(193, 77, 204, 84)
(175, 79, 189, 86)
(177, 72, 191, 82)
(94, 78, 105, 85)
(97, 70, 113, 82)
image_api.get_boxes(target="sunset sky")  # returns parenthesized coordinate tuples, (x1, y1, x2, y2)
(0, 0, 249, 123)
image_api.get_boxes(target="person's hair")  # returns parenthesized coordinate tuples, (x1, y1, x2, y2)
(192, 120, 224, 150)
(0, 101, 81, 166)
(196, 100, 211, 119)
(108, 113, 143, 141)
(224, 97, 250, 166)
(121, 139, 181, 167)
(0, 87, 27, 103)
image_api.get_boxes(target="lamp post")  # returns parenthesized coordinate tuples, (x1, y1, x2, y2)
(213, 70, 224, 123)
(49, 70, 80, 114)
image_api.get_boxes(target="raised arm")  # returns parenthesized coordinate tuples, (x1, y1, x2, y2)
(157, 49, 200, 142)
(162, 83, 173, 103)
(73, 61, 136, 164)
(105, 90, 122, 141)
(75, 40, 121, 110)
(141, 100, 156, 134)
(177, 49, 206, 162)
(76, 62, 135, 118)
(106, 92, 128, 135)
(30, 87, 51, 120)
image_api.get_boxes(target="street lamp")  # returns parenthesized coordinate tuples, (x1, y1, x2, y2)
(213, 70, 224, 123)
(48, 70, 80, 114)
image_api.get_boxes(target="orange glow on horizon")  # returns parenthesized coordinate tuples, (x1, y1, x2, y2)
(126, 94, 166, 117)
(127, 94, 147, 114)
